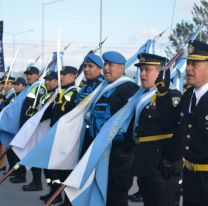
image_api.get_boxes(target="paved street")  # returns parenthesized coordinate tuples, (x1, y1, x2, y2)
(0, 170, 144, 206)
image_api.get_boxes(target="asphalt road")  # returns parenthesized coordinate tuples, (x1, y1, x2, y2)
(0, 169, 144, 206)
(0, 167, 183, 206)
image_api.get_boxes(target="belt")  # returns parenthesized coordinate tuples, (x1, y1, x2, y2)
(136, 133, 173, 143)
(183, 159, 208, 172)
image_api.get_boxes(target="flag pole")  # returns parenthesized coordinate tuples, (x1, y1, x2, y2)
(57, 27, 62, 92)
(0, 164, 20, 184)
(45, 184, 66, 206)
(0, 145, 12, 160)
(2, 47, 19, 95)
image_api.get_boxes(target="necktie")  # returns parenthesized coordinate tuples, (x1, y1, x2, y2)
(191, 92, 196, 113)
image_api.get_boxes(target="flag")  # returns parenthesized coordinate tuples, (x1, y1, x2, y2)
(171, 52, 187, 92)
(125, 39, 155, 70)
(64, 88, 156, 206)
(48, 51, 64, 72)
(10, 96, 54, 160)
(0, 131, 14, 148)
(0, 85, 30, 135)
(19, 82, 107, 169)
(19, 77, 134, 170)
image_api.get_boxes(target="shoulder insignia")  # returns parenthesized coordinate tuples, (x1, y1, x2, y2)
(39, 88, 45, 95)
(172, 97, 180, 107)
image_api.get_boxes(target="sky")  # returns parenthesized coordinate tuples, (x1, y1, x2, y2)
(0, 0, 199, 73)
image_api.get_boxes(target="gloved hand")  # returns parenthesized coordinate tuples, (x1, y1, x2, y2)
(0, 93, 4, 100)
(55, 92, 65, 104)
(155, 69, 170, 94)
(26, 107, 38, 116)
(160, 158, 183, 179)
(1, 96, 7, 102)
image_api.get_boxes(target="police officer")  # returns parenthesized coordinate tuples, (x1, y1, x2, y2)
(39, 70, 59, 202)
(42, 70, 58, 104)
(0, 76, 16, 110)
(9, 66, 47, 193)
(133, 53, 182, 206)
(40, 66, 79, 205)
(0, 76, 16, 173)
(177, 40, 208, 206)
(14, 77, 26, 95)
(86, 51, 138, 206)
(76, 53, 104, 104)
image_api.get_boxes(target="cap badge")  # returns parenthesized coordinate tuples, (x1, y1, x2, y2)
(139, 57, 145, 63)
(188, 44, 194, 54)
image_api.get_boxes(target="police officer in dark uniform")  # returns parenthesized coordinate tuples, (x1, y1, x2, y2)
(14, 77, 26, 95)
(0, 76, 16, 172)
(177, 40, 208, 206)
(0, 76, 16, 111)
(87, 51, 138, 206)
(40, 66, 79, 206)
(39, 70, 59, 202)
(9, 66, 47, 193)
(133, 53, 182, 206)
(77, 53, 104, 156)
(76, 53, 104, 105)
(42, 70, 58, 104)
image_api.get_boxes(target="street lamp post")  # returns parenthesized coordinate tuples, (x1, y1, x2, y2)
(42, 0, 66, 69)
(5, 29, 34, 57)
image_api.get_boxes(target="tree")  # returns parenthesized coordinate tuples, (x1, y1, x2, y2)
(167, 0, 208, 55)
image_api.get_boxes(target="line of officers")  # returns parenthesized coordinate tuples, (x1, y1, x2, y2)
(0, 40, 208, 206)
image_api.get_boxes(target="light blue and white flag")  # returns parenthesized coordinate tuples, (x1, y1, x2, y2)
(0, 85, 29, 135)
(125, 39, 155, 70)
(64, 89, 156, 206)
(19, 82, 106, 169)
(19, 77, 134, 170)
(170, 52, 187, 92)
(47, 51, 64, 72)
(10, 95, 55, 160)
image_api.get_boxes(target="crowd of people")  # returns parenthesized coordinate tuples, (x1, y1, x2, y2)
(0, 39, 208, 206)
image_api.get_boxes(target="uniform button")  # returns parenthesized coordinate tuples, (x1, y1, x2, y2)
(134, 133, 138, 137)
(187, 134, 191, 139)
(146, 106, 149, 109)
(188, 124, 192, 128)
(136, 123, 138, 127)
(185, 146, 189, 150)
(148, 115, 151, 118)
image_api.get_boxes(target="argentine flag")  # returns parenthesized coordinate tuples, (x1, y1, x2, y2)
(10, 94, 55, 160)
(64, 88, 156, 206)
(19, 82, 107, 169)
(125, 39, 155, 70)
(19, 77, 134, 170)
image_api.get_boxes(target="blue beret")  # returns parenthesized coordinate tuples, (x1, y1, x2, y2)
(84, 54, 104, 68)
(102, 51, 126, 64)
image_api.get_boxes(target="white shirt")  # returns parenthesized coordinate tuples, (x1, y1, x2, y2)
(194, 82, 208, 105)
(189, 82, 208, 113)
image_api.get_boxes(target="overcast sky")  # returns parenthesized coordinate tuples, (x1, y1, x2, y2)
(0, 0, 199, 72)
